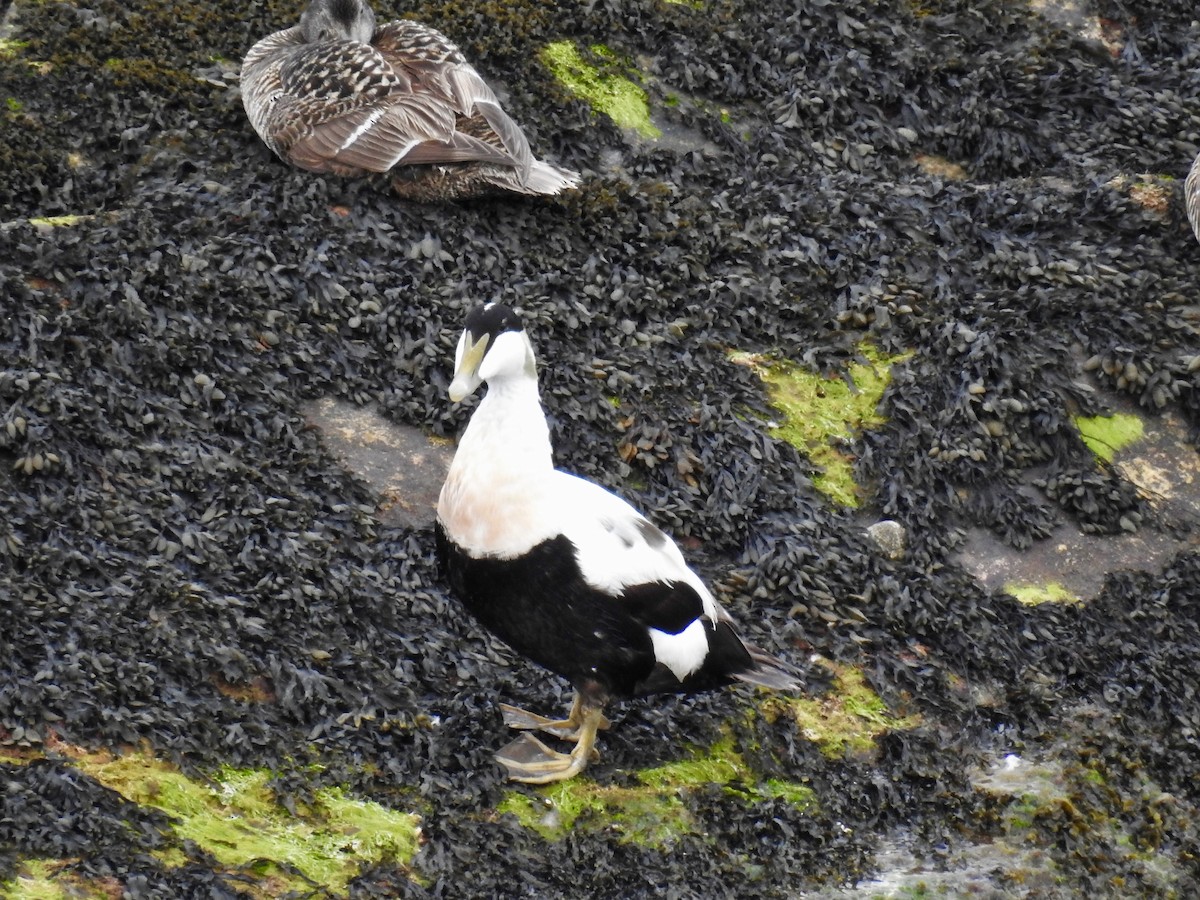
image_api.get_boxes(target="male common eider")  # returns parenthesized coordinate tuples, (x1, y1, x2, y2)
(1187, 152, 1200, 245)
(240, 0, 580, 201)
(435, 303, 801, 783)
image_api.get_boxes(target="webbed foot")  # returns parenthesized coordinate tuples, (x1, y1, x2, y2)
(499, 699, 610, 739)
(493, 697, 609, 783)
(495, 733, 592, 783)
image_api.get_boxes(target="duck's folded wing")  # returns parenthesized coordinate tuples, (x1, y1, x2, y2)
(466, 96, 533, 182)
(553, 472, 728, 634)
(375, 22, 533, 179)
(552, 474, 705, 589)
(433, 67, 533, 180)
(270, 42, 517, 173)
(279, 96, 517, 173)
(273, 97, 433, 172)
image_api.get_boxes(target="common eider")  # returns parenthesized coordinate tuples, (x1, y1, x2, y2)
(435, 303, 801, 783)
(1187, 152, 1200, 245)
(240, 0, 580, 201)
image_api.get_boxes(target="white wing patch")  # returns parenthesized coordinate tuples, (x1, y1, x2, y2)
(649, 620, 710, 681)
(551, 472, 730, 683)
(556, 473, 721, 613)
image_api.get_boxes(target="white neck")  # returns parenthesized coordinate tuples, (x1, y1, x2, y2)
(456, 374, 552, 470)
(438, 372, 559, 556)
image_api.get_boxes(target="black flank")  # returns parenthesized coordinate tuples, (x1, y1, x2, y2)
(435, 524, 758, 700)
(617, 580, 705, 634)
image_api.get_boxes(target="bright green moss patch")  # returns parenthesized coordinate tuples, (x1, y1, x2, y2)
(0, 39, 30, 60)
(498, 730, 815, 845)
(541, 41, 661, 139)
(28, 215, 86, 228)
(762, 661, 920, 758)
(1006, 581, 1082, 606)
(1074, 413, 1144, 462)
(0, 859, 121, 900)
(734, 345, 910, 507)
(81, 754, 420, 894)
(2, 860, 67, 900)
(0, 748, 424, 896)
(499, 776, 692, 846)
(636, 733, 748, 791)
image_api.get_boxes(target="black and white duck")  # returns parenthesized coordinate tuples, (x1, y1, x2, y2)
(240, 0, 580, 201)
(435, 303, 801, 783)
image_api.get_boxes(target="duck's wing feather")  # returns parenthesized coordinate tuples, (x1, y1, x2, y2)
(550, 473, 732, 680)
(550, 472, 801, 691)
(553, 472, 722, 618)
(280, 100, 517, 174)
(374, 21, 534, 179)
(261, 36, 516, 174)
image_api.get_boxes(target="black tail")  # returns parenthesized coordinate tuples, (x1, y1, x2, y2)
(632, 621, 802, 697)
(733, 641, 803, 692)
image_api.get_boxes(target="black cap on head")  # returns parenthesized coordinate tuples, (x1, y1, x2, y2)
(464, 303, 524, 342)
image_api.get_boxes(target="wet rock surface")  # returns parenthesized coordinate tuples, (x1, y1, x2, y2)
(2, 0, 1200, 896)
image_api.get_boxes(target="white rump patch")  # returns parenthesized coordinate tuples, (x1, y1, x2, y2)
(648, 619, 709, 681)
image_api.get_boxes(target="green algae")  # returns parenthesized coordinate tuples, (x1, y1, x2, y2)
(541, 41, 661, 139)
(0, 859, 123, 900)
(498, 730, 815, 845)
(2, 860, 73, 900)
(79, 753, 420, 894)
(2, 860, 60, 900)
(762, 662, 920, 758)
(735, 345, 910, 507)
(27, 215, 85, 228)
(0, 39, 30, 60)
(1006, 581, 1082, 606)
(499, 776, 692, 846)
(1074, 413, 1144, 463)
(0, 746, 420, 897)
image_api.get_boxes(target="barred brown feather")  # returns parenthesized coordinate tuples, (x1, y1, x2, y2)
(240, 0, 579, 200)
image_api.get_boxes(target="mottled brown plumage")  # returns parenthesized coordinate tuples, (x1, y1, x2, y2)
(240, 0, 579, 200)
(1186, 152, 1200, 245)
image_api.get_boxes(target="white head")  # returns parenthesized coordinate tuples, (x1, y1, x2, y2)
(448, 303, 537, 402)
(300, 0, 376, 43)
